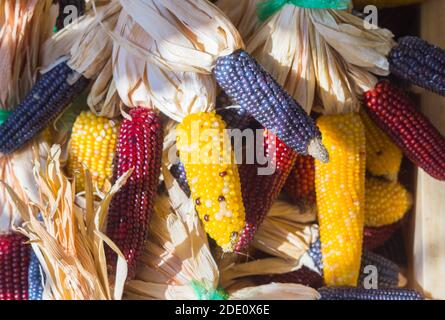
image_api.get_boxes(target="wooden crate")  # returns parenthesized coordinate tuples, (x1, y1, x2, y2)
(406, 0, 445, 300)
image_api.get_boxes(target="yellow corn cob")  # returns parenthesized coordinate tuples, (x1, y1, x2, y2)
(176, 112, 246, 252)
(360, 111, 402, 180)
(365, 177, 412, 227)
(315, 113, 366, 286)
(353, 0, 424, 8)
(67, 111, 118, 192)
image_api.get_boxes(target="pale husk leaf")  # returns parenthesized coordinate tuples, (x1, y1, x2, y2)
(124, 194, 219, 300)
(251, 200, 319, 261)
(0, 139, 49, 233)
(247, 5, 315, 113)
(3, 145, 129, 300)
(309, 9, 394, 75)
(228, 283, 320, 300)
(41, 0, 121, 79)
(87, 59, 122, 118)
(0, 0, 56, 109)
(216, 0, 262, 41)
(117, 0, 244, 73)
(111, 11, 216, 120)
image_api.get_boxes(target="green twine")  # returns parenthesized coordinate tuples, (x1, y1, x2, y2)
(190, 281, 229, 300)
(257, 0, 350, 21)
(0, 110, 11, 126)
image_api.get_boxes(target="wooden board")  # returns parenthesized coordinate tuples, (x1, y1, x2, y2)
(411, 0, 445, 300)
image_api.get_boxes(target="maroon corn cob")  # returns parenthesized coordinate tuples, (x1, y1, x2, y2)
(364, 80, 445, 180)
(235, 129, 297, 251)
(252, 266, 324, 289)
(0, 233, 30, 300)
(106, 108, 163, 279)
(283, 154, 316, 206)
(363, 223, 399, 250)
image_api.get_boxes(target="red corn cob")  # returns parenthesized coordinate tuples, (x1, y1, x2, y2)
(283, 155, 316, 206)
(235, 129, 297, 251)
(0, 233, 29, 300)
(106, 108, 163, 279)
(364, 80, 445, 180)
(252, 267, 324, 289)
(363, 223, 399, 250)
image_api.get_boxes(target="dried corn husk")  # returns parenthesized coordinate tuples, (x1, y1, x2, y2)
(247, 5, 315, 113)
(124, 193, 222, 300)
(87, 60, 122, 118)
(116, 0, 243, 73)
(252, 200, 319, 264)
(124, 193, 319, 300)
(0, 0, 57, 110)
(228, 282, 320, 300)
(2, 145, 130, 300)
(111, 10, 216, 121)
(41, 0, 121, 79)
(245, 5, 394, 114)
(216, 0, 262, 41)
(221, 257, 300, 287)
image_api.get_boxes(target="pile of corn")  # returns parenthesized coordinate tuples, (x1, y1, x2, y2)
(2, 0, 444, 301)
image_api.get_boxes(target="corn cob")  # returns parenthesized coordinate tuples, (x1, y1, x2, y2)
(283, 155, 316, 206)
(365, 178, 411, 227)
(106, 108, 163, 278)
(315, 113, 366, 286)
(171, 106, 253, 197)
(176, 112, 246, 252)
(214, 50, 328, 162)
(389, 36, 445, 96)
(56, 0, 86, 31)
(360, 250, 400, 288)
(252, 267, 324, 289)
(318, 287, 423, 300)
(363, 224, 399, 250)
(67, 111, 118, 192)
(309, 239, 400, 288)
(360, 111, 402, 180)
(364, 80, 445, 181)
(374, 229, 408, 267)
(28, 250, 43, 301)
(170, 162, 191, 197)
(0, 62, 89, 154)
(0, 234, 29, 300)
(217, 106, 253, 131)
(235, 130, 297, 251)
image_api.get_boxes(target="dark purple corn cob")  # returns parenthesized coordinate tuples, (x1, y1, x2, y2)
(252, 266, 324, 289)
(389, 36, 445, 96)
(360, 250, 400, 288)
(235, 130, 297, 251)
(365, 80, 445, 181)
(318, 287, 423, 300)
(0, 62, 89, 154)
(106, 108, 163, 279)
(214, 50, 328, 162)
(216, 106, 253, 131)
(170, 162, 191, 197)
(363, 223, 399, 250)
(0, 234, 30, 300)
(309, 239, 400, 288)
(56, 0, 86, 31)
(28, 249, 43, 300)
(374, 229, 408, 267)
